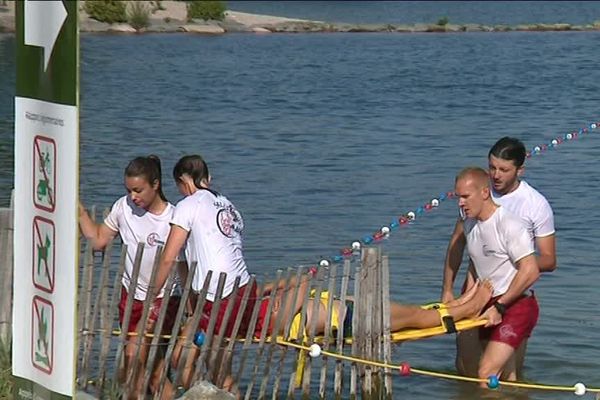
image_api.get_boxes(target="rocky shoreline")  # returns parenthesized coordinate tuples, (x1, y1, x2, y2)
(1, 1, 599, 34)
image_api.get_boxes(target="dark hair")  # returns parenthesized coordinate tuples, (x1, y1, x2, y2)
(488, 137, 526, 168)
(173, 154, 210, 189)
(124, 155, 168, 201)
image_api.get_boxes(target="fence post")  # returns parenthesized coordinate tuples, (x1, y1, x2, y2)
(0, 189, 14, 344)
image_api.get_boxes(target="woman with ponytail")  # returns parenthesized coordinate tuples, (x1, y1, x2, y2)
(79, 154, 182, 399)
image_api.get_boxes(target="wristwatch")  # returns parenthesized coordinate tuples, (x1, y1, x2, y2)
(493, 300, 506, 316)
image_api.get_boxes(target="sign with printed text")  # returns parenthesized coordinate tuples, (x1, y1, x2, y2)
(13, 1, 79, 399)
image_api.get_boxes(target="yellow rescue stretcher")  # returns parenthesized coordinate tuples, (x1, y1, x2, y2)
(279, 292, 486, 387)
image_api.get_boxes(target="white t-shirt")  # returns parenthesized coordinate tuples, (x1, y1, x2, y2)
(492, 180, 555, 241)
(171, 189, 250, 301)
(104, 195, 175, 300)
(463, 206, 535, 297)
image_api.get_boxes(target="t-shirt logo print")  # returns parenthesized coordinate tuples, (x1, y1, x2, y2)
(217, 205, 243, 238)
(146, 232, 164, 246)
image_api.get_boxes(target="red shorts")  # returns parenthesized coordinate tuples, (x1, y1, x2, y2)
(118, 287, 181, 334)
(195, 280, 257, 338)
(479, 292, 539, 349)
(253, 298, 271, 337)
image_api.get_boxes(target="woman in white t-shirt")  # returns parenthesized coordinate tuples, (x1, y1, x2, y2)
(79, 155, 181, 398)
(154, 154, 257, 393)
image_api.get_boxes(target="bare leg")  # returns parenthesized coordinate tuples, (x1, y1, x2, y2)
(478, 340, 517, 388)
(445, 280, 480, 307)
(122, 319, 155, 399)
(389, 280, 493, 331)
(515, 339, 527, 379)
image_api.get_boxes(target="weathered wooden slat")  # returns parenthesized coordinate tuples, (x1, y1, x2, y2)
(271, 266, 304, 400)
(318, 263, 337, 398)
(141, 253, 178, 396)
(258, 268, 295, 399)
(302, 266, 325, 397)
(207, 276, 241, 384)
(169, 267, 212, 392)
(192, 272, 227, 384)
(79, 237, 113, 390)
(349, 264, 361, 398)
(0, 193, 14, 344)
(122, 244, 164, 399)
(111, 242, 144, 386)
(285, 266, 313, 398)
(334, 259, 351, 398)
(216, 275, 256, 389)
(244, 269, 282, 400)
(234, 279, 266, 395)
(75, 235, 93, 383)
(381, 254, 393, 398)
(77, 205, 96, 371)
(154, 260, 198, 400)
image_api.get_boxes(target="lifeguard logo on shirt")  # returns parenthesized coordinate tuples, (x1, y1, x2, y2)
(216, 205, 243, 238)
(146, 232, 164, 247)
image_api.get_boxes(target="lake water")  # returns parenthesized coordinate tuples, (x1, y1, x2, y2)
(2, 3, 600, 399)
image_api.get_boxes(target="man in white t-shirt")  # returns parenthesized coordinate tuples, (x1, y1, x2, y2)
(455, 167, 540, 385)
(441, 137, 556, 378)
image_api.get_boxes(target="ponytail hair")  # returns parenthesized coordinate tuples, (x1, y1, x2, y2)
(124, 154, 168, 202)
(173, 155, 210, 189)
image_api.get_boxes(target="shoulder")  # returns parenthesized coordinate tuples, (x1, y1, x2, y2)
(108, 195, 129, 214)
(497, 207, 527, 232)
(520, 180, 551, 203)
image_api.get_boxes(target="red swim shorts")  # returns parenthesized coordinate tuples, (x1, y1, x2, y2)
(118, 287, 181, 334)
(479, 292, 539, 349)
(196, 280, 257, 338)
(253, 298, 271, 338)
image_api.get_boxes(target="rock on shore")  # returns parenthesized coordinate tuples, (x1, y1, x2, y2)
(1, 1, 599, 34)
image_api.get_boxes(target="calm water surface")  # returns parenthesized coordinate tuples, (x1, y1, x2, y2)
(228, 0, 600, 25)
(1, 15, 600, 400)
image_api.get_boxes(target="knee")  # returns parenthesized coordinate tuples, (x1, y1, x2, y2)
(477, 362, 498, 381)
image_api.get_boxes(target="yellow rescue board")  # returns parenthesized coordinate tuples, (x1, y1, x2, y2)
(389, 317, 487, 342)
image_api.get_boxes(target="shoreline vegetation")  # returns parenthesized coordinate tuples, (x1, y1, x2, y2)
(1, 1, 600, 35)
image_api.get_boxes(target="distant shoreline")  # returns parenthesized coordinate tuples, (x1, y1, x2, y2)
(1, 1, 599, 34)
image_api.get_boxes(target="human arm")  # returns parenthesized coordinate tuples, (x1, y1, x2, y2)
(535, 234, 556, 272)
(153, 224, 188, 292)
(480, 253, 539, 327)
(441, 218, 467, 302)
(78, 202, 118, 250)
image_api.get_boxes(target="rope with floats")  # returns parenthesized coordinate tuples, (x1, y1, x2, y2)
(280, 340, 599, 396)
(80, 325, 599, 395)
(314, 120, 599, 268)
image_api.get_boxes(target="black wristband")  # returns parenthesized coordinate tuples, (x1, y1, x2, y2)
(493, 301, 506, 316)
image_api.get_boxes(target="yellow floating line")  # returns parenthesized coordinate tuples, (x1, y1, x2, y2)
(277, 339, 600, 393)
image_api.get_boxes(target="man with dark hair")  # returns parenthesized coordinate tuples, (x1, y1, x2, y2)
(441, 137, 556, 380)
(453, 167, 540, 385)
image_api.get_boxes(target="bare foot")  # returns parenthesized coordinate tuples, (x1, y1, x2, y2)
(446, 280, 480, 307)
(469, 280, 493, 316)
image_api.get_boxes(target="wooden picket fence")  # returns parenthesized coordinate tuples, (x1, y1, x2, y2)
(0, 204, 397, 399)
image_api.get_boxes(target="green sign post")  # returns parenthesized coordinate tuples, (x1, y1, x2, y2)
(14, 1, 79, 398)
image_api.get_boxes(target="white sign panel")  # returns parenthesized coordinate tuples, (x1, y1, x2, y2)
(14, 97, 78, 396)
